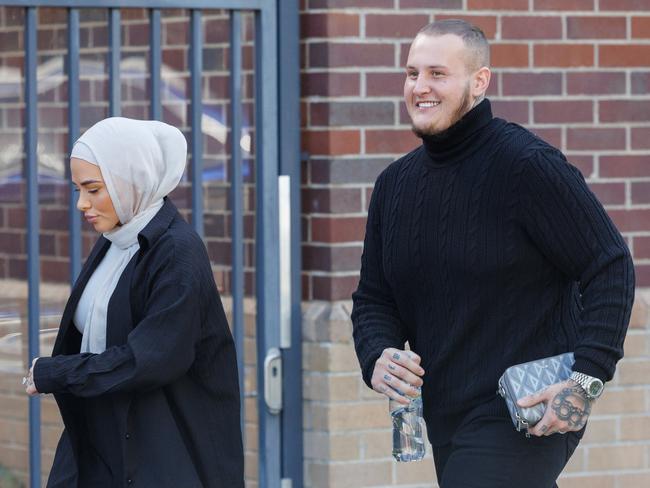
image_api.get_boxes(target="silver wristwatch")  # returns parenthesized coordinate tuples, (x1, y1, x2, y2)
(569, 371, 604, 399)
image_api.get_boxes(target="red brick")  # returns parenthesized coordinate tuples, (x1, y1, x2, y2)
(600, 45, 650, 67)
(502, 73, 562, 96)
(600, 100, 650, 123)
(568, 154, 594, 177)
(0, 231, 23, 254)
(631, 128, 650, 149)
(434, 15, 497, 39)
(366, 129, 420, 155)
(302, 130, 360, 156)
(400, 42, 411, 67)
(164, 20, 188, 45)
(162, 48, 186, 71)
(590, 182, 626, 206)
(534, 44, 594, 67)
(0, 31, 20, 50)
(533, 100, 593, 124)
(309, 43, 394, 68)
(491, 43, 529, 67)
(601, 156, 650, 178)
(311, 217, 367, 243)
(634, 264, 650, 287)
(204, 18, 229, 43)
(41, 209, 68, 231)
(631, 183, 650, 205)
(38, 7, 66, 24)
(309, 0, 392, 7)
(312, 274, 359, 301)
(301, 13, 359, 38)
(609, 209, 650, 232)
(600, 0, 650, 10)
(502, 16, 562, 40)
(301, 72, 360, 97)
(567, 71, 626, 95)
(302, 188, 362, 214)
(631, 72, 650, 94)
(567, 128, 625, 150)
(534, 0, 595, 10)
(366, 72, 405, 97)
(490, 100, 529, 124)
(467, 0, 528, 9)
(632, 17, 650, 38)
(634, 235, 650, 259)
(401, 0, 462, 7)
(8, 257, 26, 279)
(567, 16, 627, 39)
(310, 102, 394, 127)
(366, 14, 429, 39)
(41, 258, 68, 283)
(530, 128, 562, 148)
(303, 245, 362, 271)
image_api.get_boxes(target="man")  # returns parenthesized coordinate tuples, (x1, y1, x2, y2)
(351, 19, 634, 487)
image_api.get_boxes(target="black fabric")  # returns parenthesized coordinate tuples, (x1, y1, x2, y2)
(351, 99, 635, 447)
(34, 198, 244, 488)
(432, 408, 584, 488)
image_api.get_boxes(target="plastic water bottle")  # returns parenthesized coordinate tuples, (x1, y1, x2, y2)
(390, 394, 426, 462)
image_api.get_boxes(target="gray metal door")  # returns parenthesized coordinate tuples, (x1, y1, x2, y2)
(0, 1, 301, 487)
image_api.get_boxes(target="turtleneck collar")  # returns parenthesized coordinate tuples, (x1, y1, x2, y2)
(420, 98, 495, 166)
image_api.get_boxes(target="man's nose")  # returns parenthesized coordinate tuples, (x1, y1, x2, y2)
(413, 75, 430, 95)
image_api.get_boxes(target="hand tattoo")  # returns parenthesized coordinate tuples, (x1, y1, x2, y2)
(383, 374, 391, 382)
(539, 425, 549, 433)
(388, 363, 396, 371)
(392, 352, 400, 360)
(551, 385, 592, 429)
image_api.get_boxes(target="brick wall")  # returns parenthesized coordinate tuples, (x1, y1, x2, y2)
(300, 1, 650, 487)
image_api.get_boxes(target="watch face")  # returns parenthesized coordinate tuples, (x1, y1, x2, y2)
(588, 379, 604, 397)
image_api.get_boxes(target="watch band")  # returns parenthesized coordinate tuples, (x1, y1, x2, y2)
(570, 371, 603, 399)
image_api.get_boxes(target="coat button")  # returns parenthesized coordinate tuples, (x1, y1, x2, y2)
(127, 479, 133, 485)
(125, 433, 131, 440)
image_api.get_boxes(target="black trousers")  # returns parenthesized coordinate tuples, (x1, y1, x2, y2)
(432, 414, 583, 488)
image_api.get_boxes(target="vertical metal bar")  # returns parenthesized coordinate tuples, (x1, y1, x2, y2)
(25, 7, 41, 488)
(149, 8, 161, 120)
(229, 9, 245, 440)
(108, 8, 121, 116)
(255, 4, 281, 488)
(67, 8, 81, 282)
(277, 0, 302, 485)
(190, 9, 203, 237)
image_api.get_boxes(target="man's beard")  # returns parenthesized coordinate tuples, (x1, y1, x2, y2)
(411, 83, 472, 139)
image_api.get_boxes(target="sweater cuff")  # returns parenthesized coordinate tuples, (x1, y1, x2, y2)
(572, 357, 610, 383)
(33, 356, 64, 394)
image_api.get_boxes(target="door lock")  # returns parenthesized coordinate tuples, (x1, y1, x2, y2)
(264, 347, 283, 414)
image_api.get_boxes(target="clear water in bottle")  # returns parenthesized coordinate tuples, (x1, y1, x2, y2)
(390, 395, 426, 462)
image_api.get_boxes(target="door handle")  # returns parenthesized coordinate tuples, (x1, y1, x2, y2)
(278, 175, 292, 349)
(264, 347, 283, 414)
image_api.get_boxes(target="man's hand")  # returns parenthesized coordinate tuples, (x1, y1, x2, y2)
(371, 348, 425, 405)
(518, 380, 592, 436)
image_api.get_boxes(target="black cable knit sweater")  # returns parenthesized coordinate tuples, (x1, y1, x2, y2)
(351, 99, 635, 445)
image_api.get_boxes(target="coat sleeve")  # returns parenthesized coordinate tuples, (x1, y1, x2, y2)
(351, 171, 407, 388)
(518, 146, 635, 382)
(33, 243, 203, 397)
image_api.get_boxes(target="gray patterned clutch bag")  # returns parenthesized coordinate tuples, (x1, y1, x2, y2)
(497, 352, 574, 435)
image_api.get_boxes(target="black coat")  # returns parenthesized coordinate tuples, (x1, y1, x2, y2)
(34, 199, 244, 488)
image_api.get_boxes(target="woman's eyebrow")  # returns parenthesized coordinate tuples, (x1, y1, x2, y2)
(79, 179, 102, 186)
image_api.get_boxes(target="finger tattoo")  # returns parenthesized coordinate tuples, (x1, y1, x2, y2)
(539, 425, 548, 433)
(392, 352, 400, 360)
(551, 386, 592, 430)
(388, 363, 396, 371)
(383, 374, 391, 382)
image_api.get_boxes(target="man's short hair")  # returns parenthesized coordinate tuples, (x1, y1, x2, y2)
(417, 19, 490, 72)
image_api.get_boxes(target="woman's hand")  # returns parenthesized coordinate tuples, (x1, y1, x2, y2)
(371, 348, 425, 405)
(23, 357, 40, 396)
(518, 380, 592, 436)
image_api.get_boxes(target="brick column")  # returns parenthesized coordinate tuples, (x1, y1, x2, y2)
(299, 1, 650, 487)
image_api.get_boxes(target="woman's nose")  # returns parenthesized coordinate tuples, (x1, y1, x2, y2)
(76, 194, 90, 211)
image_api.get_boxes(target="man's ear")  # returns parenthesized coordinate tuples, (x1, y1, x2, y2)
(472, 66, 491, 98)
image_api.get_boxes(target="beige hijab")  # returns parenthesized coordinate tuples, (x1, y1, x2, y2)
(71, 117, 187, 352)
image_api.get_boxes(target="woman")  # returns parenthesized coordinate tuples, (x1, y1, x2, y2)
(22, 117, 244, 487)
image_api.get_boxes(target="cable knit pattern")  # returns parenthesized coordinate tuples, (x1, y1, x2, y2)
(351, 99, 635, 445)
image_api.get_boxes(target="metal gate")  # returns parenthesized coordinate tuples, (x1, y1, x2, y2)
(0, 1, 301, 487)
